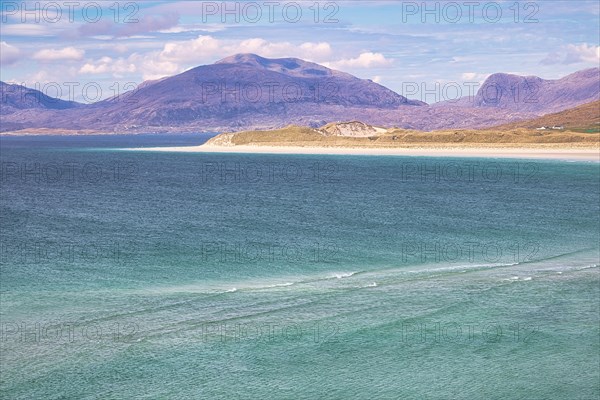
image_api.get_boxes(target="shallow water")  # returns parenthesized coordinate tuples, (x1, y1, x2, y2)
(1, 135, 598, 399)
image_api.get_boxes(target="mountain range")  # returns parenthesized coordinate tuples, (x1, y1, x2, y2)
(443, 68, 600, 113)
(1, 54, 598, 133)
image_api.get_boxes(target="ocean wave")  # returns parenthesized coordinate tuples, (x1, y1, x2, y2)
(266, 282, 295, 288)
(407, 262, 518, 275)
(503, 276, 532, 282)
(144, 257, 597, 297)
(575, 264, 600, 271)
(330, 272, 357, 279)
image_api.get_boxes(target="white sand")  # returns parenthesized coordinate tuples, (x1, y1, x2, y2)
(123, 144, 600, 162)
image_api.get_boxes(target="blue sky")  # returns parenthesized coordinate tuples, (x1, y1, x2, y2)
(1, 0, 598, 102)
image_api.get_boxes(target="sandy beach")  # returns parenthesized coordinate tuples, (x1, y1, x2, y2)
(126, 144, 600, 162)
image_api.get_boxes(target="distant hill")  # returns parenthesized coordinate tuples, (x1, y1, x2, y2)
(1, 56, 599, 133)
(492, 100, 600, 132)
(77, 53, 424, 129)
(0, 82, 83, 132)
(1, 54, 430, 133)
(471, 68, 599, 113)
(0, 81, 81, 113)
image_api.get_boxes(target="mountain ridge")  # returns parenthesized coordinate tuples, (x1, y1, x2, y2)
(1, 55, 598, 133)
(471, 68, 599, 113)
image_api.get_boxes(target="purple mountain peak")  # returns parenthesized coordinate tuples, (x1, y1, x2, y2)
(215, 53, 345, 78)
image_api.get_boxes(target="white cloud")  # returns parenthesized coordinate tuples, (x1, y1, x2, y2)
(17, 67, 80, 88)
(79, 57, 137, 77)
(298, 42, 332, 60)
(156, 36, 332, 64)
(78, 13, 179, 38)
(228, 38, 331, 61)
(129, 35, 333, 80)
(158, 24, 225, 34)
(33, 47, 85, 61)
(113, 44, 130, 54)
(542, 43, 600, 65)
(127, 53, 179, 80)
(327, 52, 393, 69)
(0, 24, 52, 36)
(122, 36, 156, 40)
(0, 41, 21, 65)
(461, 72, 490, 83)
(159, 35, 221, 63)
(73, 36, 388, 82)
(565, 43, 600, 63)
(372, 76, 382, 83)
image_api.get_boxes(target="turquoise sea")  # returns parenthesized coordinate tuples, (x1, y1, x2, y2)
(1, 135, 599, 399)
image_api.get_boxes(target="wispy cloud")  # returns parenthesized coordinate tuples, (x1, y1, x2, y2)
(541, 43, 600, 65)
(0, 23, 53, 36)
(1, 0, 598, 98)
(132, 35, 333, 80)
(327, 52, 393, 69)
(78, 14, 180, 38)
(33, 47, 85, 61)
(0, 41, 21, 65)
(79, 57, 137, 77)
(460, 72, 490, 84)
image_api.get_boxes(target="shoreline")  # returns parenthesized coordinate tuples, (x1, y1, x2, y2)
(124, 144, 600, 162)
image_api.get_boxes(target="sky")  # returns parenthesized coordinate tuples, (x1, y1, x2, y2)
(1, 0, 599, 103)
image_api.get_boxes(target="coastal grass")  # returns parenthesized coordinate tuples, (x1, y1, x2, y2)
(493, 100, 600, 132)
(205, 100, 600, 149)
(206, 125, 600, 149)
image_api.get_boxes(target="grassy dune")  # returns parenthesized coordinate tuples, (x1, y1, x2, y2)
(205, 101, 599, 149)
(493, 100, 600, 133)
(206, 126, 600, 149)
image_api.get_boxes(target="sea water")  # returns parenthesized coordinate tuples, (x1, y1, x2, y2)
(1, 135, 598, 399)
